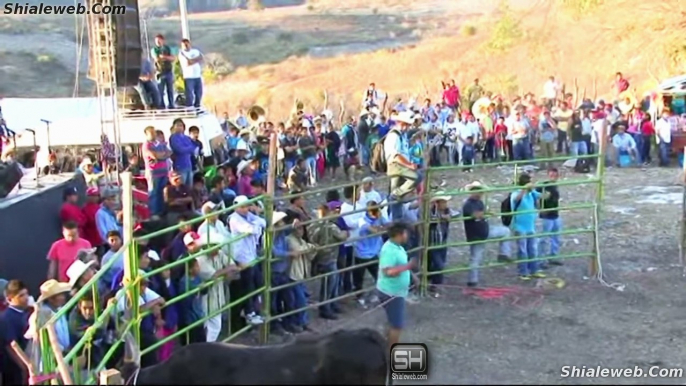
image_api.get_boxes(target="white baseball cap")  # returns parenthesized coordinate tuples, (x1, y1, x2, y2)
(233, 195, 250, 205)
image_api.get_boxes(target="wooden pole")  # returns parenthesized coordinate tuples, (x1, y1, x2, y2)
(45, 324, 73, 385)
(120, 172, 140, 353)
(680, 146, 686, 273)
(260, 132, 278, 344)
(590, 119, 608, 277)
(99, 369, 124, 385)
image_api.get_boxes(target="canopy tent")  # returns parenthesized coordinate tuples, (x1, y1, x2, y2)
(658, 74, 686, 96)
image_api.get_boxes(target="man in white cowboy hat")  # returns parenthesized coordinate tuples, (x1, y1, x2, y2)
(197, 201, 232, 255)
(386, 110, 420, 221)
(461, 181, 512, 287)
(237, 129, 253, 158)
(35, 279, 72, 352)
(66, 259, 98, 291)
(228, 195, 266, 325)
(192, 229, 240, 341)
(426, 192, 452, 296)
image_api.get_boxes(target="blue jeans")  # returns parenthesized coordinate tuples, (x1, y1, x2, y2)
(239, 264, 263, 316)
(184, 78, 203, 108)
(361, 144, 370, 165)
(513, 138, 529, 160)
(338, 246, 354, 295)
(306, 156, 317, 184)
(540, 217, 562, 259)
(156, 72, 175, 109)
(138, 80, 161, 109)
(317, 261, 339, 316)
(516, 231, 539, 276)
(659, 142, 670, 166)
(270, 272, 295, 329)
(147, 174, 168, 216)
(176, 168, 194, 188)
(570, 141, 588, 156)
(290, 281, 309, 327)
(428, 247, 447, 285)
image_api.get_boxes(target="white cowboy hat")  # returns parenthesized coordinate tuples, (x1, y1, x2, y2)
(430, 191, 452, 202)
(37, 279, 71, 303)
(393, 111, 415, 125)
(237, 160, 251, 176)
(238, 129, 252, 137)
(272, 211, 288, 226)
(233, 195, 250, 206)
(321, 109, 333, 122)
(465, 181, 486, 190)
(201, 201, 218, 214)
(66, 260, 97, 288)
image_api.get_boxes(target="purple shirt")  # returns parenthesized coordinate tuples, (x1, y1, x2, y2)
(169, 133, 197, 171)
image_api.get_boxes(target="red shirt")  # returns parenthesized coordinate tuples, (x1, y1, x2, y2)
(641, 121, 655, 136)
(616, 78, 630, 94)
(59, 203, 86, 235)
(82, 202, 103, 246)
(48, 238, 92, 282)
(442, 86, 460, 107)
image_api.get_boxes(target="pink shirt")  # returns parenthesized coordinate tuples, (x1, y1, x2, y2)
(47, 238, 92, 282)
(237, 175, 254, 197)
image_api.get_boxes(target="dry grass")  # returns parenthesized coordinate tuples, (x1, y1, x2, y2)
(204, 0, 686, 117)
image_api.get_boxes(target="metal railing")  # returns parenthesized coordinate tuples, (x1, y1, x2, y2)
(32, 136, 608, 384)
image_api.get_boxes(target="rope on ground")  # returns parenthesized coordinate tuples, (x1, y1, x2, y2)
(593, 203, 626, 292)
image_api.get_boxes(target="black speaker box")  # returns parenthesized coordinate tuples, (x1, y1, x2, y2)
(0, 161, 24, 199)
(87, 0, 142, 87)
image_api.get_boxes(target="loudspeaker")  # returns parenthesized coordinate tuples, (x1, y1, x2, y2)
(0, 161, 24, 199)
(87, 0, 142, 87)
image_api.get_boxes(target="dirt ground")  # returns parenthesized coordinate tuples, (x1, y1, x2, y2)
(231, 162, 686, 384)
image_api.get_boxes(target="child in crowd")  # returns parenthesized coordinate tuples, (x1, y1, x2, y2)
(343, 149, 360, 181)
(178, 259, 208, 345)
(462, 135, 476, 172)
(151, 265, 179, 362)
(192, 174, 209, 212)
(0, 280, 31, 386)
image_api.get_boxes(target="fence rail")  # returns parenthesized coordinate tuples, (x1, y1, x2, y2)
(32, 137, 608, 384)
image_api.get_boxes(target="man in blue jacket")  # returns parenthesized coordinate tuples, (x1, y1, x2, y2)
(353, 201, 388, 307)
(169, 118, 198, 187)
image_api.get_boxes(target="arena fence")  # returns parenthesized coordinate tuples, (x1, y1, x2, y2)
(32, 137, 609, 384)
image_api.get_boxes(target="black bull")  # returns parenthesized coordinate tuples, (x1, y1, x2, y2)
(120, 328, 389, 385)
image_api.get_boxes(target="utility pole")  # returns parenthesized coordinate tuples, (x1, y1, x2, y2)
(179, 0, 190, 40)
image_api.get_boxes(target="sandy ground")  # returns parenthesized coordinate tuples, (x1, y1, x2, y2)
(229, 162, 686, 384)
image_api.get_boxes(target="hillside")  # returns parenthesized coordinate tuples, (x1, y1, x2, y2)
(0, 0, 684, 118)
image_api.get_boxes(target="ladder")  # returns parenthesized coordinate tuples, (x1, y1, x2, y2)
(87, 0, 122, 181)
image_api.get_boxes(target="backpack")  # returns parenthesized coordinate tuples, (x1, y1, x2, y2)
(500, 192, 525, 226)
(370, 129, 399, 173)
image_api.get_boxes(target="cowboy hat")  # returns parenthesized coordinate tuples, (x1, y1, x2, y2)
(430, 191, 452, 202)
(66, 260, 97, 288)
(201, 201, 218, 214)
(272, 211, 288, 226)
(239, 129, 252, 137)
(37, 279, 71, 303)
(393, 111, 415, 125)
(465, 181, 486, 190)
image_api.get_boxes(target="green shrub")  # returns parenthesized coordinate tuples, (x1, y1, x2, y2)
(486, 12, 522, 51)
(460, 23, 477, 37)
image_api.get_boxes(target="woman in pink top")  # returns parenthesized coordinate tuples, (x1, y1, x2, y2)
(236, 160, 254, 197)
(47, 221, 92, 282)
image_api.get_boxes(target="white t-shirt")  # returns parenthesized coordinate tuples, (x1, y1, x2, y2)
(656, 118, 672, 144)
(358, 189, 383, 208)
(543, 80, 559, 99)
(179, 48, 202, 79)
(341, 201, 363, 247)
(384, 130, 401, 164)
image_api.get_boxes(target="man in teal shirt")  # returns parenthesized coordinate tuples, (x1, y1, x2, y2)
(510, 173, 545, 280)
(377, 223, 416, 349)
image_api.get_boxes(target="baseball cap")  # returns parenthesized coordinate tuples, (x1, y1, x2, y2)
(183, 232, 200, 246)
(327, 201, 342, 210)
(233, 195, 250, 205)
(147, 250, 160, 261)
(63, 187, 78, 200)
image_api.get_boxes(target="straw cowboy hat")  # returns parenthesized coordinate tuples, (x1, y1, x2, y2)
(272, 211, 288, 226)
(430, 191, 452, 202)
(37, 279, 71, 303)
(238, 129, 252, 137)
(66, 259, 97, 288)
(393, 111, 415, 125)
(465, 181, 486, 191)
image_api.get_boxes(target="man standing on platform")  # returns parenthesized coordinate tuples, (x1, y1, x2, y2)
(151, 34, 175, 109)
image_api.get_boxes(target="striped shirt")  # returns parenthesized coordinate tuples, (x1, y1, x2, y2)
(143, 140, 169, 177)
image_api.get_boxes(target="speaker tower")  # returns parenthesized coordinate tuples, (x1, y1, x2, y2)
(87, 0, 142, 87)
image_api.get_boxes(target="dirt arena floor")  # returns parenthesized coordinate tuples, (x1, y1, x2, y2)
(233, 163, 686, 384)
